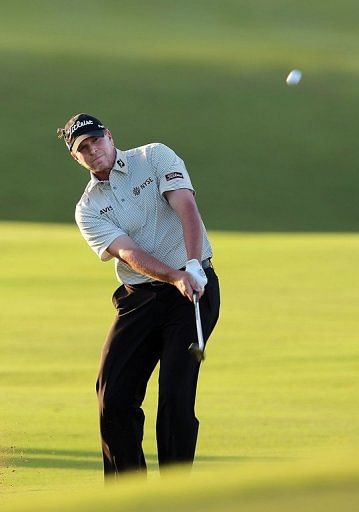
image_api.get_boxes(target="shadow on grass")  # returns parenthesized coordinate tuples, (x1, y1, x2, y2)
(3, 448, 288, 471)
(3, 448, 153, 471)
(196, 455, 291, 463)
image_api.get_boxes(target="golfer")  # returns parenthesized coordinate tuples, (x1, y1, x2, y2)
(57, 113, 220, 477)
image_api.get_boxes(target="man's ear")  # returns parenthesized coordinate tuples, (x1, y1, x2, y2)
(106, 129, 114, 145)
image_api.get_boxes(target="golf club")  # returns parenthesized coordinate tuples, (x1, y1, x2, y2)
(188, 291, 205, 362)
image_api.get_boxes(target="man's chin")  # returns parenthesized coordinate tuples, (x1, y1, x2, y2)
(91, 163, 109, 174)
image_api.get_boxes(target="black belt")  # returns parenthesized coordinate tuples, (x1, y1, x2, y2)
(128, 258, 212, 288)
(202, 258, 212, 269)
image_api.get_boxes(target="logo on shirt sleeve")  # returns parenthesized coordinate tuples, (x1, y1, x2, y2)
(165, 172, 184, 181)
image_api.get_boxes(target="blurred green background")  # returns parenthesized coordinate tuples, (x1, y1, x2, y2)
(1, 0, 358, 230)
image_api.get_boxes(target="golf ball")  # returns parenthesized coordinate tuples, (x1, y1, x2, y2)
(286, 69, 302, 86)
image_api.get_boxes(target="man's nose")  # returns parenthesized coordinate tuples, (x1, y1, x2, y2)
(88, 143, 97, 155)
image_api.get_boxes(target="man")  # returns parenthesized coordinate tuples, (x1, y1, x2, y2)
(57, 113, 220, 477)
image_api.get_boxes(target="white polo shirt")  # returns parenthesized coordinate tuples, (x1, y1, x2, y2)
(75, 143, 212, 284)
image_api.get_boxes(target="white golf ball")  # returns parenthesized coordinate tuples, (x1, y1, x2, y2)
(286, 69, 302, 86)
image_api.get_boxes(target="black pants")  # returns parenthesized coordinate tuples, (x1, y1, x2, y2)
(96, 266, 220, 477)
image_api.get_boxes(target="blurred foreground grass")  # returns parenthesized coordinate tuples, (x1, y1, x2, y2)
(2, 452, 359, 511)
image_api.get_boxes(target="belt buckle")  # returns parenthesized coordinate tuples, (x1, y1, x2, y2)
(202, 258, 212, 270)
(150, 280, 165, 287)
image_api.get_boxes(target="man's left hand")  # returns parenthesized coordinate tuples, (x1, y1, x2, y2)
(185, 259, 208, 294)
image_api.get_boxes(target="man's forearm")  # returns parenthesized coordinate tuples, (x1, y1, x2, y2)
(109, 244, 201, 299)
(177, 199, 203, 262)
(166, 190, 203, 262)
(165, 190, 207, 294)
(116, 246, 180, 284)
(106, 221, 205, 299)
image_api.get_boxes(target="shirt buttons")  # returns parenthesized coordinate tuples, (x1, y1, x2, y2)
(121, 199, 125, 202)
(113, 186, 117, 190)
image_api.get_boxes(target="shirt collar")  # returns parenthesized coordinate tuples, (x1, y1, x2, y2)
(87, 148, 128, 192)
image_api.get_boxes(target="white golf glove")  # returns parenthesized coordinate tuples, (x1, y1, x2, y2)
(185, 259, 208, 293)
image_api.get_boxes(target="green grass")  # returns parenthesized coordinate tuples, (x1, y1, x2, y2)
(2, 2, 359, 509)
(1, 1, 359, 229)
(1, 222, 359, 509)
(2, 454, 359, 511)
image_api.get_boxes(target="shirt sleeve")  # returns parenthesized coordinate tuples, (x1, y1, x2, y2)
(75, 203, 127, 261)
(149, 143, 194, 196)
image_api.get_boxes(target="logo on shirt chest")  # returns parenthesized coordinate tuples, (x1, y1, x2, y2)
(133, 176, 154, 196)
(100, 205, 114, 215)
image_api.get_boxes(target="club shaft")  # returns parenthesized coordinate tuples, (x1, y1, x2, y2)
(194, 292, 204, 351)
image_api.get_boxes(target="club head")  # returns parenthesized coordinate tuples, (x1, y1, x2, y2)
(188, 342, 205, 362)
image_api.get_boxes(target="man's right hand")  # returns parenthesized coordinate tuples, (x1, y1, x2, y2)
(170, 270, 204, 302)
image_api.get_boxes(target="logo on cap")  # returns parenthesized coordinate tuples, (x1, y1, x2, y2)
(58, 113, 106, 151)
(68, 119, 94, 137)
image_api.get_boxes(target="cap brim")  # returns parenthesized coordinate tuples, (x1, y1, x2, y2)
(71, 130, 105, 152)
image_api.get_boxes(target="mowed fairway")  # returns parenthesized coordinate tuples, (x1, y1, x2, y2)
(1, 222, 359, 509)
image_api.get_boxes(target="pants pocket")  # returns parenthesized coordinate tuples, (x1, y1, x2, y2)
(112, 285, 156, 316)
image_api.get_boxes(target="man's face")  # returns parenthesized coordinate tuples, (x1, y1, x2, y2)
(71, 129, 116, 174)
